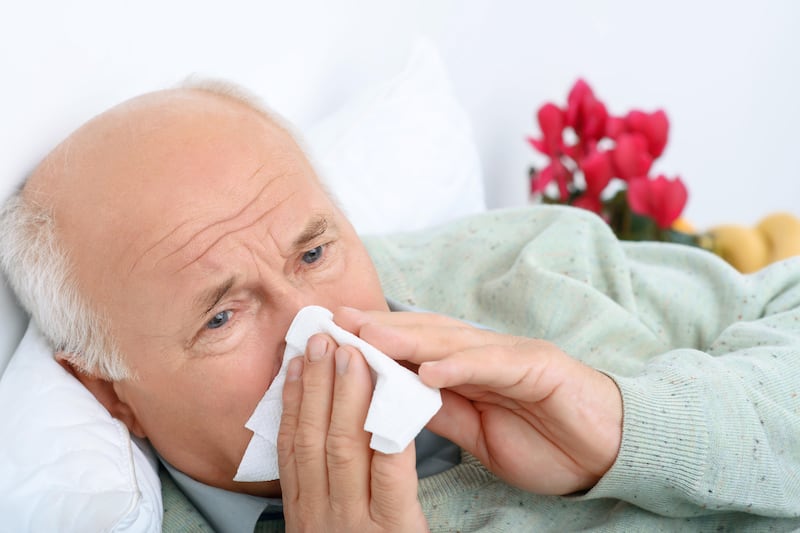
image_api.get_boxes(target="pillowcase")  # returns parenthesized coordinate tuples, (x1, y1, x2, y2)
(0, 323, 162, 531)
(0, 41, 484, 531)
(305, 39, 485, 235)
(0, 287, 26, 376)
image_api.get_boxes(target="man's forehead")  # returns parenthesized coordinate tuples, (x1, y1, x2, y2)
(35, 87, 331, 309)
(128, 168, 311, 276)
(35, 88, 296, 211)
(188, 213, 336, 318)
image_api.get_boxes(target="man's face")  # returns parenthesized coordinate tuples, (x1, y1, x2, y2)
(39, 90, 388, 496)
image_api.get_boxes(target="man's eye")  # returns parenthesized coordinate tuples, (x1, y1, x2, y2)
(302, 245, 324, 264)
(206, 310, 232, 329)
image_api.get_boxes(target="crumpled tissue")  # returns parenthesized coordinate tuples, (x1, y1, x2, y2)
(234, 305, 442, 481)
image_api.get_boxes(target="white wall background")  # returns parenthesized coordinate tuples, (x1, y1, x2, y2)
(432, 1, 800, 228)
(1, 1, 798, 227)
(1, 0, 799, 355)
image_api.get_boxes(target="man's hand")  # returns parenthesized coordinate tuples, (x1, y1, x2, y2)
(334, 308, 623, 495)
(277, 333, 428, 532)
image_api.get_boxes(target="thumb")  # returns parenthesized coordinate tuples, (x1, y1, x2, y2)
(369, 442, 421, 525)
(424, 389, 490, 465)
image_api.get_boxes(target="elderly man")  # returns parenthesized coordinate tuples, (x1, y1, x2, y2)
(1, 83, 800, 532)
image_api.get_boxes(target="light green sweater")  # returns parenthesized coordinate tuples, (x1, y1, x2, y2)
(162, 205, 800, 532)
(360, 205, 800, 532)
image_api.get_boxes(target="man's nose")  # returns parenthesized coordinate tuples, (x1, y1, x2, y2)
(272, 283, 328, 328)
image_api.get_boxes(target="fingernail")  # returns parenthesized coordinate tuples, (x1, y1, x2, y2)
(334, 347, 350, 375)
(306, 335, 328, 362)
(418, 361, 439, 383)
(287, 357, 303, 381)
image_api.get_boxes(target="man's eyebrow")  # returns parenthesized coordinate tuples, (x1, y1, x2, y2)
(195, 276, 236, 317)
(292, 215, 332, 250)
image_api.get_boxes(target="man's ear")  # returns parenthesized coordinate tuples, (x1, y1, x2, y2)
(55, 352, 147, 439)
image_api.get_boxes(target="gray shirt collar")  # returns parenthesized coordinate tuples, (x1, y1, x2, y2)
(161, 459, 279, 533)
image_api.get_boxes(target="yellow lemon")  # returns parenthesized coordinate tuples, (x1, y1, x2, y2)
(756, 212, 800, 263)
(706, 224, 769, 273)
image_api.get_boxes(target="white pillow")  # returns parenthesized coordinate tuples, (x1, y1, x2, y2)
(0, 42, 484, 531)
(0, 286, 26, 376)
(306, 39, 485, 235)
(0, 323, 162, 531)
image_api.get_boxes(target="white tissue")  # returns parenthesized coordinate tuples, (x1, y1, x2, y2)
(233, 305, 442, 482)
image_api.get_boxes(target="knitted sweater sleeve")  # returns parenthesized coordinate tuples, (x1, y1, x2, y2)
(587, 242, 800, 518)
(364, 205, 800, 519)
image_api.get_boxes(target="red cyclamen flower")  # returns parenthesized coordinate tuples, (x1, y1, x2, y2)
(566, 79, 608, 142)
(527, 103, 565, 157)
(580, 148, 614, 197)
(627, 175, 688, 229)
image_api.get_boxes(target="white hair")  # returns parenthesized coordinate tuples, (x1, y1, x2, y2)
(178, 75, 300, 140)
(0, 192, 128, 379)
(0, 77, 318, 382)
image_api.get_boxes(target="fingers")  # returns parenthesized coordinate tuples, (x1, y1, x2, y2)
(279, 335, 406, 521)
(326, 345, 372, 511)
(323, 344, 423, 521)
(276, 356, 303, 501)
(424, 388, 489, 460)
(334, 306, 461, 334)
(424, 345, 623, 490)
(280, 334, 337, 506)
(333, 307, 515, 365)
(278, 330, 429, 530)
(418, 342, 569, 402)
(369, 443, 422, 527)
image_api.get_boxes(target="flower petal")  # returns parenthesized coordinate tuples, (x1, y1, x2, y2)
(565, 79, 607, 141)
(552, 158, 572, 200)
(627, 175, 688, 229)
(529, 103, 567, 157)
(651, 174, 688, 228)
(580, 149, 613, 196)
(527, 136, 552, 157)
(626, 177, 651, 216)
(612, 133, 653, 181)
(538, 103, 565, 146)
(531, 162, 555, 193)
(566, 79, 593, 129)
(581, 99, 608, 141)
(625, 110, 669, 158)
(605, 116, 626, 139)
(572, 193, 603, 216)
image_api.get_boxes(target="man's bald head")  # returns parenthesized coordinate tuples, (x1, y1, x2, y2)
(1, 82, 302, 380)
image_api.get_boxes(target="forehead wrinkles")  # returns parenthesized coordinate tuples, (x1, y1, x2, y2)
(131, 169, 296, 275)
(172, 189, 299, 276)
